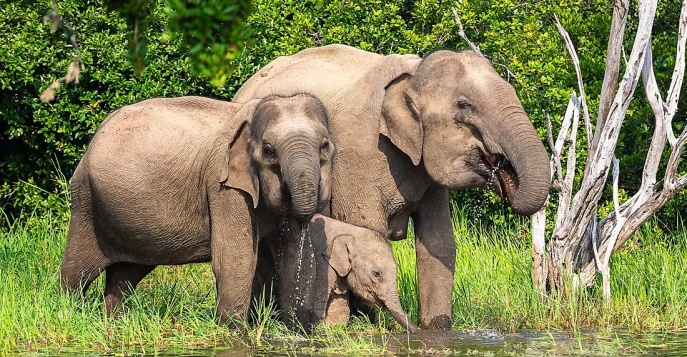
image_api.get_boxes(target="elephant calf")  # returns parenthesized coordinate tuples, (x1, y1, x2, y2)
(60, 94, 334, 323)
(257, 214, 417, 333)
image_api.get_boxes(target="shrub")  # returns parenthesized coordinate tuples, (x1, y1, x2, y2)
(0, 0, 230, 217)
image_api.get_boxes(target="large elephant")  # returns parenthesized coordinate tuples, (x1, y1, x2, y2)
(234, 45, 550, 329)
(60, 94, 334, 322)
(257, 214, 417, 333)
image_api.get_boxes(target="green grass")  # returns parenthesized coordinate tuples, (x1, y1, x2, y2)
(393, 208, 687, 334)
(1, 206, 686, 354)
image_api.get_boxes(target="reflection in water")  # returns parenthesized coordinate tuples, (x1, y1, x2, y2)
(163, 330, 687, 356)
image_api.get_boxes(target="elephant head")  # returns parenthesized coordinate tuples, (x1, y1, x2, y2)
(381, 50, 550, 215)
(326, 227, 417, 333)
(223, 94, 334, 222)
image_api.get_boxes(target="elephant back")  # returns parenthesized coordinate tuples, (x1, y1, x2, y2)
(233, 44, 417, 105)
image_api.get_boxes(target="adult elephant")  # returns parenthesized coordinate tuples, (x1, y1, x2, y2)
(234, 45, 550, 329)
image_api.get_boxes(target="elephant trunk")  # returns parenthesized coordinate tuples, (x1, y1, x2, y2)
(486, 101, 551, 216)
(281, 140, 321, 222)
(381, 293, 418, 333)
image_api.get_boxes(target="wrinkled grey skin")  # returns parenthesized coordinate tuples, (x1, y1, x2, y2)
(60, 95, 334, 322)
(256, 214, 417, 333)
(235, 45, 550, 329)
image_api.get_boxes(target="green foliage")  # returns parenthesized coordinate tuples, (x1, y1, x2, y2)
(163, 0, 252, 86)
(1, 0, 684, 229)
(0, 0, 230, 216)
(105, 0, 252, 85)
(105, 0, 155, 72)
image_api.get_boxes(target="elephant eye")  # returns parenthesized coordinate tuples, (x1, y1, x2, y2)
(320, 139, 331, 164)
(371, 269, 383, 281)
(262, 143, 276, 159)
(457, 97, 472, 110)
(320, 139, 330, 152)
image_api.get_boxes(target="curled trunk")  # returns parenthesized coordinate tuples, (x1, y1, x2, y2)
(488, 108, 551, 216)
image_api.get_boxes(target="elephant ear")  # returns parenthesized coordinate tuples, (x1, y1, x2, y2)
(379, 73, 424, 166)
(327, 234, 353, 277)
(220, 101, 261, 209)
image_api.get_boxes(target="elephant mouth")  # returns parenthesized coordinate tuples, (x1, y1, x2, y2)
(471, 151, 519, 204)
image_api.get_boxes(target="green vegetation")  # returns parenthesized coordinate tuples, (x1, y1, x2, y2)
(2, 203, 685, 354)
(1, 0, 685, 354)
(1, 0, 684, 228)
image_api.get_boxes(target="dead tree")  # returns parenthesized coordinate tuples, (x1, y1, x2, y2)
(531, 0, 687, 302)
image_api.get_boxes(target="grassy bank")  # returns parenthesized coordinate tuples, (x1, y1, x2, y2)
(1, 207, 686, 354)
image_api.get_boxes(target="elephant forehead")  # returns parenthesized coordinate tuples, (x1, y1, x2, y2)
(361, 244, 395, 265)
(264, 117, 326, 141)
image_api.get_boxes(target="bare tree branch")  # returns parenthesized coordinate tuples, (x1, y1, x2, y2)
(554, 93, 580, 229)
(544, 0, 658, 291)
(594, 0, 630, 150)
(664, 1, 687, 146)
(553, 14, 592, 147)
(452, 8, 483, 57)
(563, 0, 655, 238)
(533, 0, 684, 298)
(545, 111, 564, 185)
(531, 203, 548, 293)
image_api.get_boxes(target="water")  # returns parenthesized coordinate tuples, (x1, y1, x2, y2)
(155, 330, 687, 356)
(293, 224, 309, 307)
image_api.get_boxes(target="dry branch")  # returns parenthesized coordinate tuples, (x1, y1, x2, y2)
(594, 0, 629, 150)
(553, 15, 592, 147)
(452, 8, 483, 57)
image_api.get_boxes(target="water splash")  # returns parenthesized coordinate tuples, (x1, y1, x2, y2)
(485, 162, 500, 191)
(275, 214, 292, 273)
(293, 222, 310, 307)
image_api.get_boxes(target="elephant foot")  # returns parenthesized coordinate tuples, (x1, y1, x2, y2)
(421, 314, 452, 330)
(104, 296, 128, 319)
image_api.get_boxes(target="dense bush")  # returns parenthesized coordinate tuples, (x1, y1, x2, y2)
(0, 0, 231, 216)
(1, 0, 684, 229)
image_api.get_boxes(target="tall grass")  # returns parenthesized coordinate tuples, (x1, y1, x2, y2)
(2, 204, 686, 353)
(393, 205, 687, 333)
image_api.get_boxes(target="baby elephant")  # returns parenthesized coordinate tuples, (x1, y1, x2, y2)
(60, 94, 334, 323)
(259, 214, 418, 333)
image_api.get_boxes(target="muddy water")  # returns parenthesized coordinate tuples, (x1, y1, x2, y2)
(163, 330, 687, 356)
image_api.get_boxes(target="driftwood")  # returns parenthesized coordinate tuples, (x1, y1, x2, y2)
(532, 0, 687, 301)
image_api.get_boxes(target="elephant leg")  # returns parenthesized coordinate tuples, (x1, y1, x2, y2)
(325, 293, 350, 325)
(104, 262, 156, 316)
(412, 185, 455, 330)
(213, 238, 257, 324)
(209, 189, 258, 325)
(60, 207, 109, 295)
(250, 240, 278, 320)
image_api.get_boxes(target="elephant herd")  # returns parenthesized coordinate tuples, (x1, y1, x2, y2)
(60, 44, 550, 333)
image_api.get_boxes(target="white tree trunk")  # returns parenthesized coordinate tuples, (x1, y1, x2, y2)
(532, 0, 687, 300)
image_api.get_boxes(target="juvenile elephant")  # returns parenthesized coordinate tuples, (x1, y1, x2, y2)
(257, 214, 417, 333)
(60, 94, 334, 322)
(234, 45, 550, 329)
